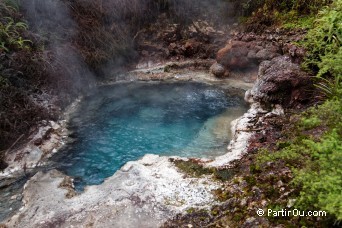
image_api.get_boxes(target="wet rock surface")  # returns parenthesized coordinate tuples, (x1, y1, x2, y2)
(245, 55, 313, 108)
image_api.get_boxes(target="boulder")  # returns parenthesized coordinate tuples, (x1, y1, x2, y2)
(255, 48, 280, 61)
(245, 56, 313, 108)
(210, 62, 225, 77)
(217, 41, 250, 69)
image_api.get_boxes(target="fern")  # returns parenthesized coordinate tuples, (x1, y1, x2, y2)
(0, 5, 31, 52)
(303, 0, 342, 77)
(314, 74, 342, 98)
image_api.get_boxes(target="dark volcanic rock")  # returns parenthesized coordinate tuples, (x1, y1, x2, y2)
(282, 43, 306, 64)
(255, 48, 280, 61)
(245, 55, 313, 108)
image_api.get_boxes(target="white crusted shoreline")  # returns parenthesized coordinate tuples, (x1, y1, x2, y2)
(7, 155, 222, 227)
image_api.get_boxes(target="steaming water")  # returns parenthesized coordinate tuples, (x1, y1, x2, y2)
(52, 82, 247, 191)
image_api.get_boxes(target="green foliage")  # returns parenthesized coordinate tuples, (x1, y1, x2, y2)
(0, 0, 53, 151)
(302, 0, 342, 80)
(300, 116, 321, 130)
(171, 159, 214, 177)
(315, 76, 342, 99)
(237, 0, 333, 32)
(244, 175, 257, 186)
(267, 0, 331, 14)
(0, 2, 31, 52)
(171, 158, 236, 181)
(230, 0, 331, 17)
(293, 129, 342, 220)
(281, 11, 315, 29)
(306, 99, 342, 131)
(299, 0, 342, 172)
(257, 99, 342, 220)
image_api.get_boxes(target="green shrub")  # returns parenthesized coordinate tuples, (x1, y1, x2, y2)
(229, 0, 331, 17)
(257, 99, 342, 220)
(281, 11, 315, 29)
(238, 0, 333, 31)
(306, 101, 341, 130)
(248, 0, 341, 224)
(293, 129, 342, 220)
(302, 0, 342, 79)
(300, 116, 321, 130)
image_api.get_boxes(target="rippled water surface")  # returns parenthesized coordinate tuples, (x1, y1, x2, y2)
(53, 82, 247, 190)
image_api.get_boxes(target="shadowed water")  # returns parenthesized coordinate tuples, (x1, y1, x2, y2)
(52, 82, 247, 191)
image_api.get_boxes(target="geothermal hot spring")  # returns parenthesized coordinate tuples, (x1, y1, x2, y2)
(52, 81, 248, 191)
(0, 81, 248, 220)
